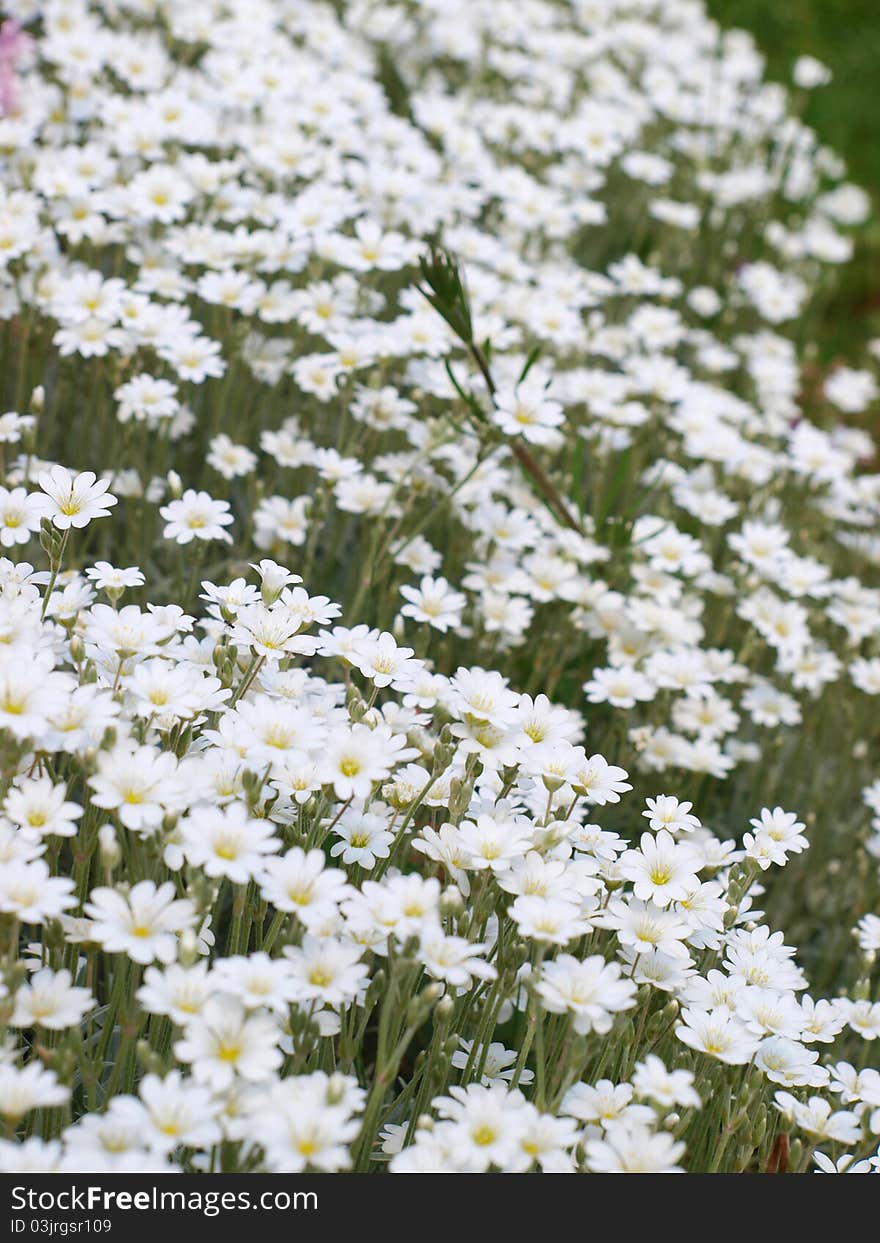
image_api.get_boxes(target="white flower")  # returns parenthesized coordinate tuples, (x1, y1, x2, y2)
(10, 968, 93, 1031)
(135, 1071, 223, 1154)
(159, 489, 233, 544)
(0, 1064, 69, 1121)
(35, 465, 117, 530)
(207, 434, 257, 480)
(84, 881, 196, 965)
(319, 723, 401, 801)
(632, 1055, 700, 1109)
(284, 936, 369, 1007)
(569, 753, 632, 805)
(619, 831, 701, 908)
(492, 375, 565, 446)
(585, 1120, 685, 1173)
(400, 576, 467, 632)
(174, 997, 282, 1089)
(642, 795, 701, 835)
(85, 561, 145, 592)
(537, 954, 637, 1034)
(4, 777, 82, 839)
(330, 805, 394, 869)
(0, 860, 76, 924)
(0, 487, 44, 546)
(180, 802, 279, 883)
(600, 897, 692, 960)
(259, 848, 351, 926)
(89, 745, 182, 833)
(675, 1007, 759, 1065)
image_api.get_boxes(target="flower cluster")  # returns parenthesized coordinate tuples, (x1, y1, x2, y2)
(0, 0, 878, 1175)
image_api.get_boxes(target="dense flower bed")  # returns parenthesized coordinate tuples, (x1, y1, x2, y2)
(0, 0, 878, 1173)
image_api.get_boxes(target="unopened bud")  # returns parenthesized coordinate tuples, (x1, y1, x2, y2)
(326, 1072, 348, 1106)
(178, 929, 200, 967)
(346, 685, 368, 722)
(439, 887, 464, 918)
(365, 970, 387, 1008)
(242, 767, 264, 796)
(139, 1041, 171, 1077)
(431, 736, 455, 776)
(406, 983, 442, 1027)
(435, 994, 455, 1023)
(853, 975, 872, 1001)
(98, 823, 120, 869)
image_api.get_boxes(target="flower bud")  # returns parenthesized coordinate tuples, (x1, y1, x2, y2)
(346, 685, 368, 722)
(439, 886, 464, 918)
(326, 1073, 348, 1106)
(178, 929, 200, 967)
(406, 983, 442, 1027)
(435, 994, 455, 1024)
(98, 823, 120, 869)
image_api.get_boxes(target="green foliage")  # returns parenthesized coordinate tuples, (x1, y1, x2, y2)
(708, 0, 880, 359)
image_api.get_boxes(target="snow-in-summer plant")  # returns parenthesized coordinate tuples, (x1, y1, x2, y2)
(0, 0, 878, 1174)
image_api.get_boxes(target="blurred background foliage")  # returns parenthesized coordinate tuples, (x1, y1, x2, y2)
(708, 0, 880, 361)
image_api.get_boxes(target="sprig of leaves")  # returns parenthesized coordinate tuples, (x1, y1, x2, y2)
(417, 244, 584, 534)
